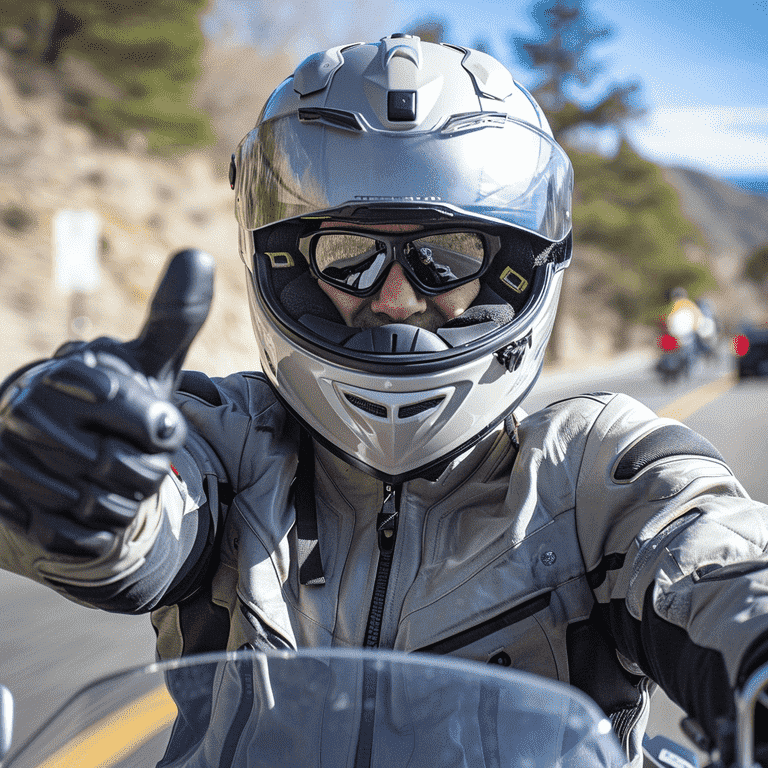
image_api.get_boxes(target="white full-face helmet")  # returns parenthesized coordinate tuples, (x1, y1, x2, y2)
(232, 34, 574, 483)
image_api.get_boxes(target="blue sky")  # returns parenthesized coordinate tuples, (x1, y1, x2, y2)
(388, 0, 768, 179)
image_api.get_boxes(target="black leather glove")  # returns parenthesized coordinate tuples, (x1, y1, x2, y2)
(0, 249, 214, 558)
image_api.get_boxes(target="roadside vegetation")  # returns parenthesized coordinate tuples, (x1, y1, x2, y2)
(743, 243, 768, 287)
(0, 0, 213, 151)
(570, 142, 714, 327)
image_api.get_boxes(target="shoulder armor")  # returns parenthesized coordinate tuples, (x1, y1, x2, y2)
(613, 424, 724, 482)
(546, 392, 617, 409)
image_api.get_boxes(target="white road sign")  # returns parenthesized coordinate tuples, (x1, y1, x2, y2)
(53, 209, 101, 293)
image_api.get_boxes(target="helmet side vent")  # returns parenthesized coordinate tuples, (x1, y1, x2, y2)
(293, 46, 347, 96)
(298, 108, 364, 131)
(344, 393, 388, 418)
(398, 397, 444, 419)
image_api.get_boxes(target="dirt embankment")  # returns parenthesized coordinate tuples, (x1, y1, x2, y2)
(0, 50, 258, 379)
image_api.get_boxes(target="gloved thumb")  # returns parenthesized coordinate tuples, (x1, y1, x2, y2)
(130, 249, 215, 395)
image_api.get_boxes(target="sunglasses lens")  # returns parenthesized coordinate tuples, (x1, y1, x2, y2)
(406, 232, 486, 289)
(314, 234, 387, 292)
(312, 231, 489, 294)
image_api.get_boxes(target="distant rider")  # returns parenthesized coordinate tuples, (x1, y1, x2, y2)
(665, 286, 718, 357)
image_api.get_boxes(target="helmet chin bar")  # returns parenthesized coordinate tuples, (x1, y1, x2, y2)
(296, 387, 537, 485)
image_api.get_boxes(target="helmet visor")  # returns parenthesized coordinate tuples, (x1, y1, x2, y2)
(236, 113, 573, 242)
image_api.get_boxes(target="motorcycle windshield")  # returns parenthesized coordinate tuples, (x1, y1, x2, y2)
(5, 648, 627, 768)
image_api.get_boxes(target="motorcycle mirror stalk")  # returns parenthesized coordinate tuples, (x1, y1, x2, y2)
(0, 684, 12, 767)
(734, 660, 768, 768)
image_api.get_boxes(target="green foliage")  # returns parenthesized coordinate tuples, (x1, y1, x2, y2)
(507, 1, 714, 330)
(0, 0, 213, 151)
(571, 142, 715, 324)
(510, 0, 642, 142)
(743, 243, 768, 285)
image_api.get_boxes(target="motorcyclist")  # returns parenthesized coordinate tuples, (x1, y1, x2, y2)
(664, 286, 718, 359)
(0, 35, 766, 767)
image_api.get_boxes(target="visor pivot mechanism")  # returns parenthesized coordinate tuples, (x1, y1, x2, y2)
(496, 331, 532, 372)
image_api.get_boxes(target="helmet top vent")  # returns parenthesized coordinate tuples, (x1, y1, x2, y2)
(381, 35, 422, 69)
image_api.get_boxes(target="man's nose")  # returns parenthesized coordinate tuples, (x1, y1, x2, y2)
(369, 262, 428, 321)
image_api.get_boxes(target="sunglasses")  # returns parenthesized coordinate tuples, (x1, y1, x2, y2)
(299, 229, 501, 297)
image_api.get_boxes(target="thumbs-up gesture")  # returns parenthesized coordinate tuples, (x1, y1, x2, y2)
(0, 249, 214, 558)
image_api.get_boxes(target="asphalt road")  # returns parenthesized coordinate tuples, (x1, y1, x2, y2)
(0, 345, 765, 761)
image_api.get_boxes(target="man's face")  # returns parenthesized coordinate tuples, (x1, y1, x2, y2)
(315, 223, 481, 332)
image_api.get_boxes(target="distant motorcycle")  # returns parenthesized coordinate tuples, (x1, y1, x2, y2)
(656, 331, 698, 384)
(656, 303, 707, 384)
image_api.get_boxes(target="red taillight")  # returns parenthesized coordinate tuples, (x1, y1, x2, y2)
(733, 334, 750, 356)
(658, 333, 678, 351)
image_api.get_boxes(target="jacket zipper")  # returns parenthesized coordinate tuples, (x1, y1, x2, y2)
(354, 483, 400, 768)
(362, 483, 400, 648)
(219, 655, 255, 765)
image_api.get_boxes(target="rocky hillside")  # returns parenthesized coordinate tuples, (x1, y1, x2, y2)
(1, 44, 767, 382)
(0, 48, 258, 379)
(665, 167, 768, 257)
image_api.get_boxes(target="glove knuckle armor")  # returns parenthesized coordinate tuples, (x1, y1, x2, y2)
(94, 439, 170, 500)
(73, 486, 142, 530)
(0, 344, 179, 553)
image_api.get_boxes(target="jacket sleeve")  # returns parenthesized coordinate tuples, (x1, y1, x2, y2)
(0, 371, 294, 614)
(0, 408, 222, 614)
(574, 393, 768, 746)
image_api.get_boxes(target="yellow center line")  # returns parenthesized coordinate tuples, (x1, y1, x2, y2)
(656, 372, 737, 422)
(36, 685, 177, 768)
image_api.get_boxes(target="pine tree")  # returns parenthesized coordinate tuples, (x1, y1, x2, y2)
(511, 0, 642, 142)
(509, 1, 716, 357)
(0, 0, 213, 151)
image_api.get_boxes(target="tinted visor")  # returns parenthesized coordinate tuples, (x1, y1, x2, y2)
(302, 229, 495, 296)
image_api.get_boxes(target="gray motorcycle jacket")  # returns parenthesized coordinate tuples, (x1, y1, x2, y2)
(2, 370, 768, 766)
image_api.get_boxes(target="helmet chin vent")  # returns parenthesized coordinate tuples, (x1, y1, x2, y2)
(343, 324, 450, 353)
(344, 393, 388, 418)
(342, 392, 446, 419)
(398, 396, 444, 418)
